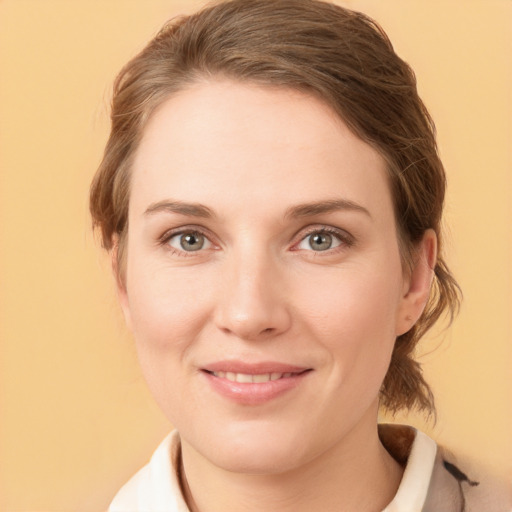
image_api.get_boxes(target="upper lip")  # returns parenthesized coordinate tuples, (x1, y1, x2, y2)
(202, 360, 310, 374)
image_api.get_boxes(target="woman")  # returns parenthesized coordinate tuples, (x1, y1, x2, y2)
(90, 1, 510, 510)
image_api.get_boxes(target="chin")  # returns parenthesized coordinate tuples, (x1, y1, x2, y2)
(213, 443, 305, 475)
(192, 421, 313, 475)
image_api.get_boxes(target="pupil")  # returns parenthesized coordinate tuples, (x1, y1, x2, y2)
(310, 233, 332, 251)
(181, 233, 204, 251)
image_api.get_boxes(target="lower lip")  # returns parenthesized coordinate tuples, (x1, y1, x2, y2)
(202, 371, 310, 405)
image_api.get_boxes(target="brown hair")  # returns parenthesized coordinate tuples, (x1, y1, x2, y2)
(90, 0, 461, 414)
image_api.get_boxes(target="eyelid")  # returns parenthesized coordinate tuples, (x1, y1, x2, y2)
(291, 225, 355, 252)
(158, 225, 219, 253)
(157, 223, 354, 256)
(168, 231, 213, 251)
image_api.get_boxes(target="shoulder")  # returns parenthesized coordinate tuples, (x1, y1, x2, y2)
(379, 424, 511, 512)
(423, 443, 512, 512)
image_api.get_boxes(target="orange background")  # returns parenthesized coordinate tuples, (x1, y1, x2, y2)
(0, 1, 510, 510)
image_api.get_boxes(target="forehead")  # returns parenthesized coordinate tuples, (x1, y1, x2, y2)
(130, 80, 392, 221)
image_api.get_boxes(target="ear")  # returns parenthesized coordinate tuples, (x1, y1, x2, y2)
(111, 238, 133, 332)
(395, 229, 437, 336)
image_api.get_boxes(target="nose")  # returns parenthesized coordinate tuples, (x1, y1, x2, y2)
(214, 251, 292, 341)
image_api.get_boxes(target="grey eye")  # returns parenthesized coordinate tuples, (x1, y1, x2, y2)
(297, 231, 342, 252)
(168, 231, 211, 252)
(309, 233, 333, 251)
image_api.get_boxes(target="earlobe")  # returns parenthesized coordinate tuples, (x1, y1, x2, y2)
(396, 229, 437, 336)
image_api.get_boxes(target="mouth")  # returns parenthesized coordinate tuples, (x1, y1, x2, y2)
(201, 363, 312, 405)
(205, 370, 308, 383)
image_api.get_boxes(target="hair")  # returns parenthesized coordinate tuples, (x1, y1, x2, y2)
(90, 0, 461, 414)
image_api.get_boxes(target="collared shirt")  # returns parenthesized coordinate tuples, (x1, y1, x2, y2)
(109, 425, 511, 512)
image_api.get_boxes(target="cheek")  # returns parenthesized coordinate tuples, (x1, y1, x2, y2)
(124, 264, 214, 419)
(294, 265, 402, 385)
(297, 265, 402, 341)
(123, 258, 216, 402)
(126, 257, 212, 344)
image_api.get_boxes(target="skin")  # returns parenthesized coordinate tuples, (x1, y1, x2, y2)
(117, 80, 436, 512)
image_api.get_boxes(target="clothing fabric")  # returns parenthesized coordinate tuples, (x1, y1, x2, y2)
(109, 425, 511, 512)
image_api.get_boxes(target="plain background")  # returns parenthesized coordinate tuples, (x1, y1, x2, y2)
(0, 0, 510, 510)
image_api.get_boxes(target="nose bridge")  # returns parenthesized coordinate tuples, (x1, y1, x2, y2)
(215, 242, 291, 340)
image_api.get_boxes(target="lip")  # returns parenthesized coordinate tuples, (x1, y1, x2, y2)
(203, 360, 309, 374)
(201, 360, 312, 405)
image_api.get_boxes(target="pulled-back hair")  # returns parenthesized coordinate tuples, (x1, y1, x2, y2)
(90, 0, 461, 414)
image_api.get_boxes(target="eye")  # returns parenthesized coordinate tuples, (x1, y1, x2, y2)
(296, 229, 347, 252)
(167, 231, 212, 252)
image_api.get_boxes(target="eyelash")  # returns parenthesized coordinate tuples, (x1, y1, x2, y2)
(158, 226, 215, 258)
(294, 226, 355, 254)
(158, 225, 354, 257)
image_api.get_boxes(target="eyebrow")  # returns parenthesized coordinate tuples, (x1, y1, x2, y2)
(284, 199, 371, 219)
(144, 200, 214, 218)
(144, 198, 371, 220)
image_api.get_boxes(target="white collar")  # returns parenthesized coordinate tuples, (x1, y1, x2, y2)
(109, 430, 187, 512)
(110, 426, 437, 512)
(382, 427, 437, 511)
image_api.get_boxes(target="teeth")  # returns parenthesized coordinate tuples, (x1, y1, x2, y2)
(211, 371, 295, 382)
(236, 373, 253, 383)
(252, 374, 270, 383)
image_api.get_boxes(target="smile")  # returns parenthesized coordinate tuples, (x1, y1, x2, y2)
(209, 371, 297, 383)
(201, 364, 312, 405)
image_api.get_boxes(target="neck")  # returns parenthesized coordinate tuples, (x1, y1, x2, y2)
(179, 409, 403, 512)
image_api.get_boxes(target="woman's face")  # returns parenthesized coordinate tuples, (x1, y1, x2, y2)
(119, 80, 431, 474)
